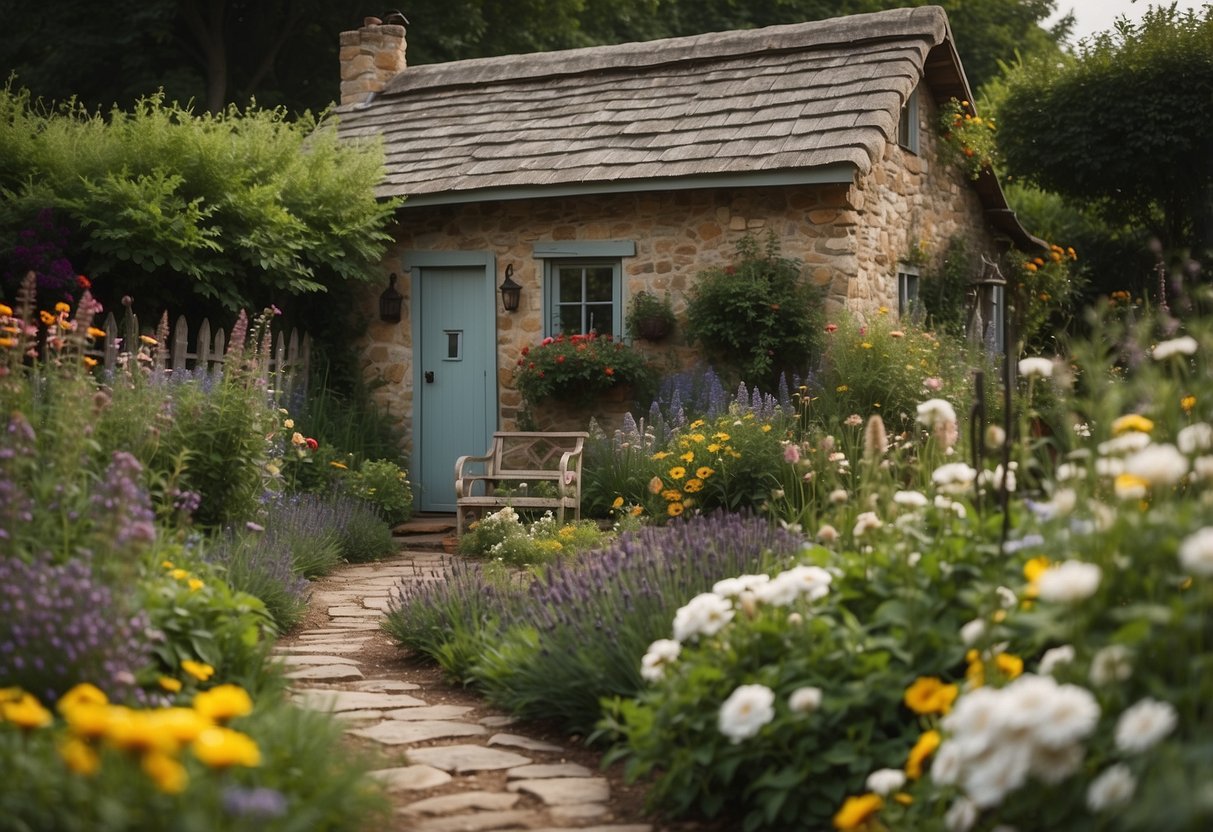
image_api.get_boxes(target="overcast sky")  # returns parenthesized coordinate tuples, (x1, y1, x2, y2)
(1046, 0, 1210, 45)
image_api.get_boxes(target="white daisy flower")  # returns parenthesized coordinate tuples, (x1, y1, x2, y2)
(718, 684, 775, 743)
(1114, 697, 1177, 753)
(1086, 764, 1136, 811)
(1035, 560, 1102, 603)
(1179, 527, 1213, 576)
(1152, 335, 1198, 360)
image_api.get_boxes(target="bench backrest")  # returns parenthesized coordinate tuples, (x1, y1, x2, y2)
(491, 431, 588, 476)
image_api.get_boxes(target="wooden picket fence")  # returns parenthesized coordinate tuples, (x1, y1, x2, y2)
(89, 309, 311, 398)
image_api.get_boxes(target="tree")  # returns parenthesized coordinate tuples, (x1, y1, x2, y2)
(0, 83, 400, 319)
(0, 0, 1067, 115)
(996, 5, 1213, 263)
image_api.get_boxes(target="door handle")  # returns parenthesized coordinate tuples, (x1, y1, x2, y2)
(424, 370, 435, 383)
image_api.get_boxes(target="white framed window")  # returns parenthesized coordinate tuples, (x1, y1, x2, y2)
(898, 87, 919, 154)
(897, 266, 920, 318)
(533, 241, 635, 339)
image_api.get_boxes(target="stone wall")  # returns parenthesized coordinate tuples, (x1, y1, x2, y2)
(850, 90, 1000, 313)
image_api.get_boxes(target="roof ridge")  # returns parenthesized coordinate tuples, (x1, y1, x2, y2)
(380, 6, 947, 97)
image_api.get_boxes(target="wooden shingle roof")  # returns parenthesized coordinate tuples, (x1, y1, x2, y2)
(337, 6, 955, 203)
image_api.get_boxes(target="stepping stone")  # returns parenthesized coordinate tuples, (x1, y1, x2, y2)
(285, 664, 364, 681)
(528, 827, 652, 832)
(276, 642, 367, 654)
(362, 596, 393, 611)
(488, 733, 563, 753)
(405, 745, 533, 773)
(274, 654, 360, 666)
(508, 777, 610, 806)
(369, 764, 452, 791)
(293, 689, 427, 712)
(410, 810, 546, 832)
(331, 709, 383, 723)
(506, 763, 593, 780)
(478, 715, 517, 727)
(402, 791, 521, 816)
(328, 605, 383, 617)
(350, 679, 420, 692)
(350, 720, 487, 745)
(549, 803, 609, 821)
(384, 704, 475, 721)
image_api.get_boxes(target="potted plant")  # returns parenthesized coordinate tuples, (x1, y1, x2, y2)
(513, 331, 657, 409)
(625, 290, 676, 342)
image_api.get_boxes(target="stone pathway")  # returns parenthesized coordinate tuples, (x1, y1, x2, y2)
(274, 548, 661, 832)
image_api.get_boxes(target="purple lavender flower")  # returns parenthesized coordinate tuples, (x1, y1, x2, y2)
(88, 451, 157, 552)
(222, 786, 288, 819)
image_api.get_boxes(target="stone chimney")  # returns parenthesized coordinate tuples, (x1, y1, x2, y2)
(339, 17, 407, 107)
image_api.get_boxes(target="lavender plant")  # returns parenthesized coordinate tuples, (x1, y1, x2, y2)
(204, 526, 312, 632)
(0, 555, 153, 704)
(471, 514, 806, 734)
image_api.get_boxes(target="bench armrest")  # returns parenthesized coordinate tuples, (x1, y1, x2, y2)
(454, 451, 495, 497)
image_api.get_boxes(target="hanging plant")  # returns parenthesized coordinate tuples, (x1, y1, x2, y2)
(625, 291, 676, 342)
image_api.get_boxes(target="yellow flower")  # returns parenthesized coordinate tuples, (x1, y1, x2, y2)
(187, 578, 205, 592)
(82, 356, 98, 368)
(707, 443, 722, 453)
(905, 729, 941, 779)
(159, 676, 183, 693)
(105, 707, 176, 755)
(153, 707, 211, 744)
(612, 496, 625, 509)
(684, 478, 704, 493)
(667, 502, 685, 517)
(61, 702, 112, 740)
(761, 424, 772, 432)
(689, 433, 706, 443)
(1182, 395, 1196, 413)
(1111, 413, 1154, 435)
(0, 303, 12, 316)
(59, 736, 101, 776)
(648, 476, 664, 495)
(629, 505, 644, 517)
(1114, 473, 1150, 501)
(861, 342, 873, 349)
(192, 726, 262, 769)
(180, 659, 215, 682)
(679, 451, 695, 463)
(669, 466, 686, 480)
(836, 385, 849, 393)
(283, 418, 295, 429)
(689, 419, 705, 429)
(662, 489, 683, 502)
(139, 335, 157, 346)
(193, 684, 254, 723)
(330, 461, 348, 469)
(696, 466, 715, 479)
(1, 691, 53, 730)
(833, 793, 883, 830)
(40, 310, 56, 325)
(54, 302, 71, 313)
(161, 560, 175, 569)
(58, 683, 108, 714)
(965, 650, 985, 688)
(143, 751, 189, 794)
(169, 568, 189, 581)
(903, 677, 958, 715)
(995, 652, 1024, 680)
(878, 305, 889, 315)
(713, 432, 731, 442)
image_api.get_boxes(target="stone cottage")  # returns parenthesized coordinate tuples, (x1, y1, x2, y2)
(335, 5, 1040, 512)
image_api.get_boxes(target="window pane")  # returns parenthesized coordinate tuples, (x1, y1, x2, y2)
(557, 305, 582, 334)
(558, 268, 585, 302)
(585, 267, 614, 302)
(586, 303, 613, 336)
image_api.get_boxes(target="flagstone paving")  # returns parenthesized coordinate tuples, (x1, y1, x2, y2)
(273, 546, 702, 832)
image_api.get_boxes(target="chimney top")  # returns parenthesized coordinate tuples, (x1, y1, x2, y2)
(339, 18, 407, 107)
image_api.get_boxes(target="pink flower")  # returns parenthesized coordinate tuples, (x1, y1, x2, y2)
(923, 377, 943, 391)
(541, 337, 554, 346)
(783, 443, 801, 464)
(825, 323, 838, 333)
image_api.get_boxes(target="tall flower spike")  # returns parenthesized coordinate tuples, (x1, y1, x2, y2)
(227, 309, 249, 359)
(863, 414, 888, 463)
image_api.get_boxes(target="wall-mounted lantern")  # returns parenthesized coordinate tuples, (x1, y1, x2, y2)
(379, 272, 403, 323)
(499, 265, 522, 313)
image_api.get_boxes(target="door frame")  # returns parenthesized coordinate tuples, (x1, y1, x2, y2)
(405, 250, 499, 512)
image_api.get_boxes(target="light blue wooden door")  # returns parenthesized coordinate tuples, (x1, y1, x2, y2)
(416, 264, 495, 512)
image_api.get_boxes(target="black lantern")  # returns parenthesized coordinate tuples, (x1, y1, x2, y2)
(499, 265, 522, 313)
(379, 272, 403, 323)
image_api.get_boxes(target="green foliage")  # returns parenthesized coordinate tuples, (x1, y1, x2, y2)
(0, 84, 400, 313)
(140, 556, 276, 689)
(0, 687, 390, 832)
(288, 360, 405, 469)
(937, 97, 999, 179)
(1011, 243, 1085, 353)
(624, 290, 676, 341)
(343, 458, 414, 525)
(996, 5, 1213, 259)
(327, 497, 395, 564)
(458, 506, 608, 567)
(917, 236, 975, 335)
(580, 421, 664, 519)
(685, 232, 823, 390)
(513, 331, 657, 409)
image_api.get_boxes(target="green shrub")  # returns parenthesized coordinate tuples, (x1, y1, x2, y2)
(327, 494, 395, 563)
(458, 506, 607, 568)
(685, 232, 823, 389)
(343, 458, 413, 525)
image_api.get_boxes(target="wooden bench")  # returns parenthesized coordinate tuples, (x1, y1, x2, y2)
(454, 431, 588, 535)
